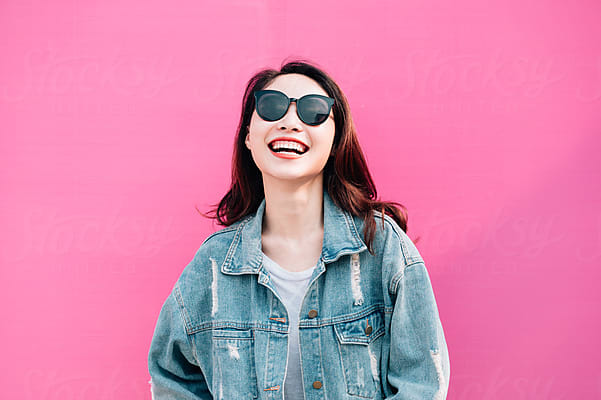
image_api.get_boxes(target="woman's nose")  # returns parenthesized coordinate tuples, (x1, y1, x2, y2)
(277, 102, 303, 131)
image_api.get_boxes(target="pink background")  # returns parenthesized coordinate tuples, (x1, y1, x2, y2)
(1, 0, 600, 398)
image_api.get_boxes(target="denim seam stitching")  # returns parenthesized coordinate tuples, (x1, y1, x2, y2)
(316, 276, 327, 398)
(343, 210, 363, 247)
(299, 304, 385, 328)
(390, 261, 424, 295)
(298, 317, 306, 399)
(173, 287, 202, 366)
(200, 222, 242, 247)
(174, 284, 194, 334)
(334, 325, 385, 345)
(185, 323, 288, 335)
(221, 218, 247, 272)
(336, 331, 350, 397)
(377, 211, 423, 266)
(262, 294, 272, 392)
(184, 305, 387, 333)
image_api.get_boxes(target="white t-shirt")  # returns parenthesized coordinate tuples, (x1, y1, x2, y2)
(261, 252, 317, 400)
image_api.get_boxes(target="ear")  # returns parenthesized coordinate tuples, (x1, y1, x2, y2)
(244, 131, 251, 150)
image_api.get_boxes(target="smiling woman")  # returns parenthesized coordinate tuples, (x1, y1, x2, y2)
(148, 59, 450, 399)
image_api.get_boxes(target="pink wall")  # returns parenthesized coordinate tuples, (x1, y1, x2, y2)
(1, 0, 600, 398)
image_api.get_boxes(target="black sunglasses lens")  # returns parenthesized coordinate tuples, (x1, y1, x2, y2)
(298, 96, 332, 125)
(256, 91, 288, 121)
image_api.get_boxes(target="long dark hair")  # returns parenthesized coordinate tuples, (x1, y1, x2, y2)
(200, 58, 412, 254)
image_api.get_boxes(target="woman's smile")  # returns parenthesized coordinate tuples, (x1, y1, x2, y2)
(268, 137, 310, 159)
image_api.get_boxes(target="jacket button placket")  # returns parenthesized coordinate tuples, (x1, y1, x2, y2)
(301, 287, 325, 399)
(258, 271, 290, 399)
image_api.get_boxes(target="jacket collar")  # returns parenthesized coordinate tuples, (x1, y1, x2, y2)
(221, 189, 367, 275)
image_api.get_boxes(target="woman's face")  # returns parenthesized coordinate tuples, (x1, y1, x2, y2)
(245, 73, 335, 185)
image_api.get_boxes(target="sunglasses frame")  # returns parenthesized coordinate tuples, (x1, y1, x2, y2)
(253, 89, 335, 126)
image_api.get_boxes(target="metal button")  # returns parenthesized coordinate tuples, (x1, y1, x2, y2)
(308, 309, 318, 318)
(365, 325, 373, 335)
(312, 381, 322, 389)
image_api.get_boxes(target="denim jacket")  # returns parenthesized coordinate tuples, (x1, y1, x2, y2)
(148, 190, 450, 399)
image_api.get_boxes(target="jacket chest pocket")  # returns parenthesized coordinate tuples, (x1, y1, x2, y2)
(212, 329, 258, 399)
(334, 311, 385, 399)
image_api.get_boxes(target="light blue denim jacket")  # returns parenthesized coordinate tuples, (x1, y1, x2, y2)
(148, 190, 450, 399)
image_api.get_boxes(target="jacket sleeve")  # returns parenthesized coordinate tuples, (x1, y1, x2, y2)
(148, 285, 212, 399)
(386, 259, 450, 399)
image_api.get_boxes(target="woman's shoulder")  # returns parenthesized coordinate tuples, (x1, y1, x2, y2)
(353, 209, 424, 266)
(174, 219, 247, 288)
(168, 219, 250, 328)
(200, 216, 248, 247)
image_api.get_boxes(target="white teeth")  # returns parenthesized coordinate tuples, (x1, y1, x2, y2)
(270, 140, 307, 153)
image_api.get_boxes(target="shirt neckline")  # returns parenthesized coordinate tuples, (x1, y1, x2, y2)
(261, 252, 317, 281)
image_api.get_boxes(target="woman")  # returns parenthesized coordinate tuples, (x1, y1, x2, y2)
(148, 60, 450, 399)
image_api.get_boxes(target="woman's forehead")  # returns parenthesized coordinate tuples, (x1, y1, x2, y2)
(263, 73, 328, 98)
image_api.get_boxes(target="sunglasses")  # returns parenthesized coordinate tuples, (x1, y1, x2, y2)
(254, 89, 335, 126)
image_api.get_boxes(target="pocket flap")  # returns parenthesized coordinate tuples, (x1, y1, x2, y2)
(334, 311, 385, 345)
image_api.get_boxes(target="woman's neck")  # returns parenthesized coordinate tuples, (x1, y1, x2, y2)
(261, 176, 324, 242)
